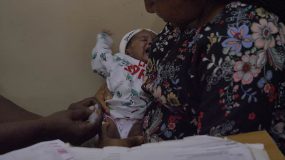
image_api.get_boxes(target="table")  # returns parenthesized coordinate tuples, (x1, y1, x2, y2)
(228, 131, 284, 160)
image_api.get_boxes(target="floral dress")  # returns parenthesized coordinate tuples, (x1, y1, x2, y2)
(142, 1, 285, 153)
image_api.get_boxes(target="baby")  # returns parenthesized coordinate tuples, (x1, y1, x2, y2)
(91, 29, 156, 139)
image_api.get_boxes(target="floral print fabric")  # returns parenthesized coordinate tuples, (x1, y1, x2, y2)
(142, 1, 285, 153)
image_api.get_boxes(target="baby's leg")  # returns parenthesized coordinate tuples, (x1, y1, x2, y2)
(105, 116, 120, 139)
(114, 119, 137, 138)
(128, 120, 143, 137)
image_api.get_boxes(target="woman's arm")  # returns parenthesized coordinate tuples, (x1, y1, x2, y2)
(0, 95, 41, 123)
(91, 32, 114, 78)
(0, 96, 100, 154)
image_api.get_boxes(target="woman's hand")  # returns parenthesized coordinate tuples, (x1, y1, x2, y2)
(41, 107, 100, 145)
(0, 96, 101, 153)
(42, 96, 102, 145)
(68, 96, 97, 110)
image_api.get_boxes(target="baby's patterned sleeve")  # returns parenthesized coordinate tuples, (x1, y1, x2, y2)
(91, 32, 114, 78)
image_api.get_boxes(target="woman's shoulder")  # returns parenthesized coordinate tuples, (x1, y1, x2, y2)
(221, 1, 282, 23)
(205, 1, 283, 35)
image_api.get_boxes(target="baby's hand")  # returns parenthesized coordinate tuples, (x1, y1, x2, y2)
(101, 30, 112, 36)
(97, 30, 113, 46)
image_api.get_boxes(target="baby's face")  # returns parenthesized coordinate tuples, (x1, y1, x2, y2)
(125, 30, 156, 63)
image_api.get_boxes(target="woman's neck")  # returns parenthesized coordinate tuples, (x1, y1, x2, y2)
(177, 2, 225, 29)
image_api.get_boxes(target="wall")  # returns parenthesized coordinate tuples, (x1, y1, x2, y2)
(0, 0, 164, 115)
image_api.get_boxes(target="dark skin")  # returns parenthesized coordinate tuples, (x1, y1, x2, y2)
(95, 82, 111, 115)
(0, 95, 143, 153)
(0, 95, 41, 123)
(144, 0, 207, 27)
(144, 0, 225, 28)
(0, 95, 100, 154)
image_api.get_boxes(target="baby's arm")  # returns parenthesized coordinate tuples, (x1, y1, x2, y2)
(95, 82, 112, 114)
(91, 32, 114, 78)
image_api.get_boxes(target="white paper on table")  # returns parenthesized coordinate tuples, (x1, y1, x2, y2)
(69, 147, 103, 160)
(70, 146, 131, 160)
(139, 135, 235, 149)
(124, 135, 269, 160)
(0, 140, 74, 160)
(0, 135, 270, 160)
(122, 141, 255, 160)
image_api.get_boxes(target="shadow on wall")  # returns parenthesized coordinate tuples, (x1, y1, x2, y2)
(151, 17, 165, 33)
(0, 85, 3, 94)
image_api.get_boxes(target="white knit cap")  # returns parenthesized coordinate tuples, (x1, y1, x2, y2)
(119, 28, 156, 54)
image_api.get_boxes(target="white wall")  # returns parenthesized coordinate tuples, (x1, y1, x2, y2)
(0, 0, 164, 115)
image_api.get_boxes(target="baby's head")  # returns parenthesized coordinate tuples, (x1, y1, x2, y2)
(119, 29, 157, 63)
